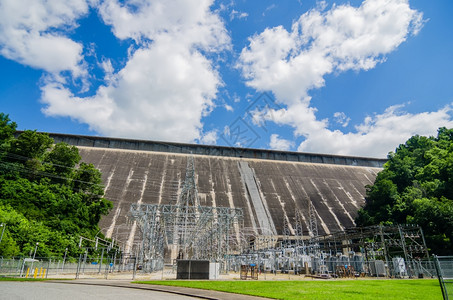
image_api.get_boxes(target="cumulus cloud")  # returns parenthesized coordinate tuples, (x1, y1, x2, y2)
(298, 104, 453, 157)
(37, 0, 231, 143)
(238, 0, 442, 157)
(239, 0, 424, 103)
(42, 36, 222, 141)
(98, 0, 229, 50)
(0, 0, 88, 77)
(270, 134, 294, 151)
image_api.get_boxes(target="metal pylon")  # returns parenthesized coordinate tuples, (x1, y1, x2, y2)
(282, 217, 291, 247)
(308, 199, 319, 251)
(174, 156, 200, 257)
(178, 155, 199, 207)
(294, 209, 305, 249)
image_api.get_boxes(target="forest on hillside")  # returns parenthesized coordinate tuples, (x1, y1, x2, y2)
(357, 128, 453, 255)
(0, 113, 112, 257)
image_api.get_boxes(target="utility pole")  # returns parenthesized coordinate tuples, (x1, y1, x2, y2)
(33, 242, 39, 259)
(0, 223, 5, 245)
(62, 248, 68, 271)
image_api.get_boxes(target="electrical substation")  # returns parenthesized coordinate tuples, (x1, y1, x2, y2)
(49, 133, 434, 278)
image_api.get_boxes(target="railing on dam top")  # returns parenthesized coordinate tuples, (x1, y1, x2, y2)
(42, 132, 386, 168)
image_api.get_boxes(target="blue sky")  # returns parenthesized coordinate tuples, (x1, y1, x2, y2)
(1, 0, 452, 158)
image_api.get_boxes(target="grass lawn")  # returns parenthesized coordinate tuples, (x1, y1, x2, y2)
(0, 277, 48, 281)
(135, 279, 443, 300)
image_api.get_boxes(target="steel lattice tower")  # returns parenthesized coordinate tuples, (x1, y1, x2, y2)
(129, 156, 243, 270)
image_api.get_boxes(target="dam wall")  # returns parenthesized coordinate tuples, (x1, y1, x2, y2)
(45, 133, 384, 249)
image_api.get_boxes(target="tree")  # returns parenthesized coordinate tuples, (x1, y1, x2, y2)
(0, 113, 112, 257)
(43, 142, 81, 183)
(0, 113, 17, 144)
(356, 128, 453, 255)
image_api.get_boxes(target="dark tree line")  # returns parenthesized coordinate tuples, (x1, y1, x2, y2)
(0, 113, 112, 257)
(356, 128, 453, 255)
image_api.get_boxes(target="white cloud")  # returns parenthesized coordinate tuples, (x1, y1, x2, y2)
(98, 0, 230, 51)
(224, 104, 234, 112)
(230, 9, 248, 21)
(269, 134, 294, 151)
(238, 0, 441, 158)
(262, 4, 277, 17)
(239, 0, 424, 103)
(223, 125, 230, 137)
(0, 0, 88, 76)
(100, 58, 115, 83)
(42, 38, 221, 142)
(199, 130, 218, 145)
(333, 112, 350, 127)
(298, 104, 453, 157)
(254, 102, 328, 137)
(38, 0, 231, 143)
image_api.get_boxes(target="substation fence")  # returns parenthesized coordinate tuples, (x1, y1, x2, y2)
(0, 255, 138, 279)
(226, 253, 435, 278)
(434, 255, 453, 300)
(0, 257, 80, 278)
(1, 255, 437, 280)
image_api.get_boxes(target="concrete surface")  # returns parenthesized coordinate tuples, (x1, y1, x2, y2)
(0, 281, 199, 300)
(48, 279, 271, 300)
(77, 146, 380, 239)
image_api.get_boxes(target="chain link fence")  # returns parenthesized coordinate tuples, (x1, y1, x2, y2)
(0, 254, 137, 280)
(434, 255, 453, 300)
(227, 253, 436, 279)
(0, 255, 442, 281)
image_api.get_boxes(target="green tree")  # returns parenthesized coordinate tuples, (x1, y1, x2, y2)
(0, 113, 112, 257)
(9, 130, 53, 159)
(357, 128, 453, 255)
(0, 113, 17, 144)
(43, 142, 81, 183)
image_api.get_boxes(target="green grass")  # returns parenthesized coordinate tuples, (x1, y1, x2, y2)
(135, 279, 443, 300)
(0, 277, 49, 281)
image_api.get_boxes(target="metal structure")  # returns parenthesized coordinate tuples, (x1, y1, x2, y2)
(308, 200, 318, 240)
(307, 199, 320, 257)
(124, 156, 431, 278)
(294, 209, 305, 249)
(434, 255, 453, 300)
(282, 217, 291, 248)
(226, 224, 432, 278)
(128, 157, 431, 277)
(316, 225, 430, 261)
(129, 159, 431, 277)
(129, 204, 243, 269)
(129, 157, 243, 271)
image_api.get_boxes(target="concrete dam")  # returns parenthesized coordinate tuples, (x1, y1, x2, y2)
(49, 133, 385, 257)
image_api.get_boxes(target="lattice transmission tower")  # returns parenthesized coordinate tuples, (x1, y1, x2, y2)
(294, 209, 305, 249)
(129, 156, 243, 270)
(308, 199, 319, 252)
